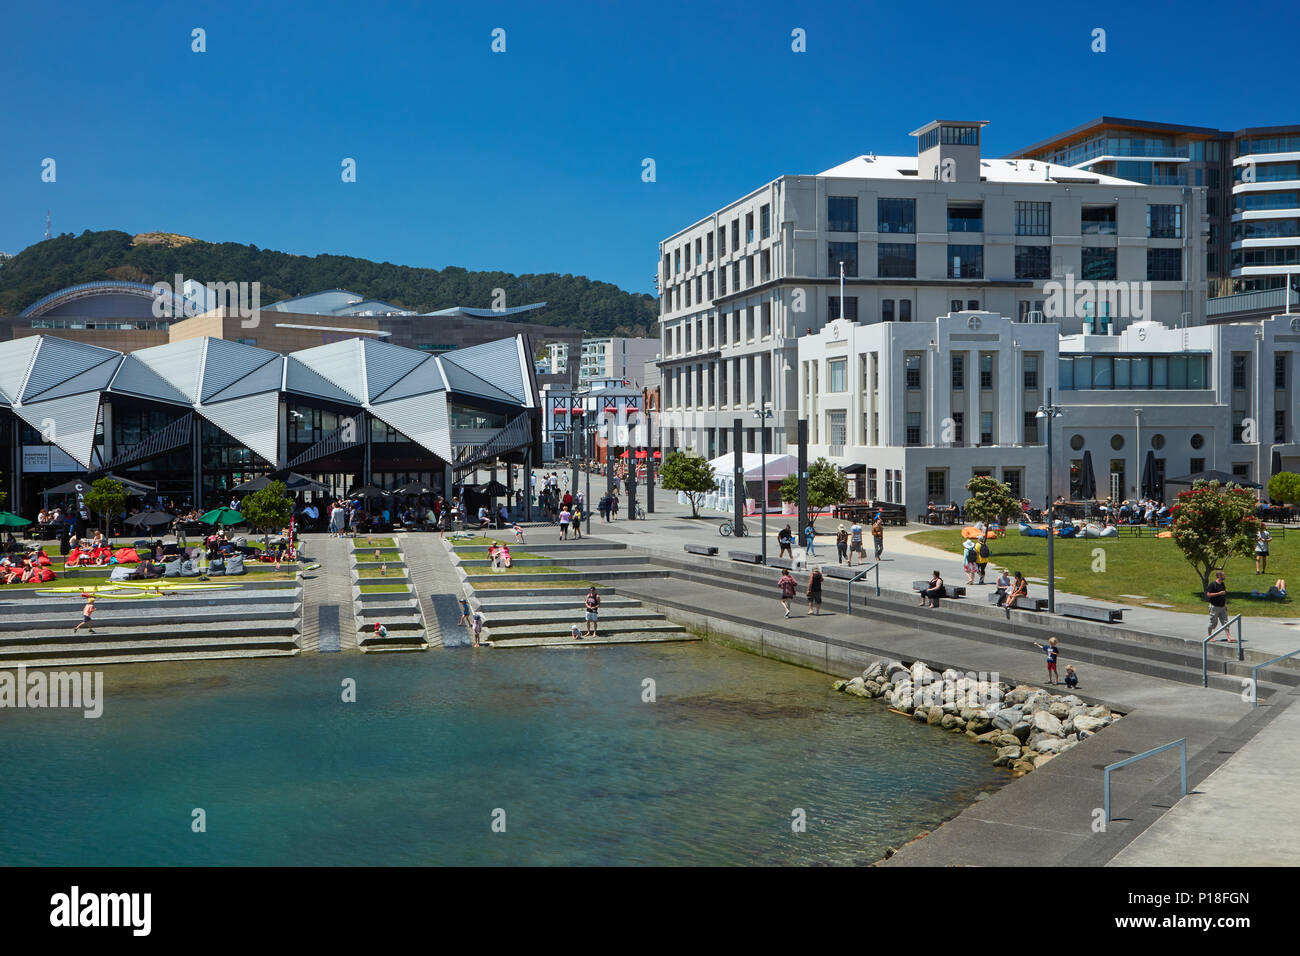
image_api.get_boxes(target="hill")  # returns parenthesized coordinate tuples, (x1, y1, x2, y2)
(0, 230, 660, 337)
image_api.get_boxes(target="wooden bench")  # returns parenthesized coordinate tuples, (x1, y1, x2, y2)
(728, 551, 764, 564)
(988, 592, 1048, 611)
(1059, 602, 1124, 623)
(913, 580, 966, 598)
(684, 544, 718, 556)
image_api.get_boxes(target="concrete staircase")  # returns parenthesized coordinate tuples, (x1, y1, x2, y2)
(351, 539, 427, 652)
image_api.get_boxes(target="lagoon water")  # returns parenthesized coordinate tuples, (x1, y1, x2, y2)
(0, 643, 1005, 865)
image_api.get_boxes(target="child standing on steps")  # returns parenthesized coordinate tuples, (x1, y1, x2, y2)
(1033, 636, 1061, 684)
(73, 595, 95, 633)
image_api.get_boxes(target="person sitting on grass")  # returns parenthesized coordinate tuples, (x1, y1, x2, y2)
(1250, 578, 1288, 600)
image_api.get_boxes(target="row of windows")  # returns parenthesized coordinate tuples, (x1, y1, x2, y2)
(1233, 218, 1300, 241)
(1059, 354, 1210, 390)
(1238, 191, 1300, 211)
(666, 204, 773, 276)
(825, 197, 1178, 239)
(1239, 134, 1300, 156)
(1233, 353, 1291, 390)
(827, 243, 1181, 282)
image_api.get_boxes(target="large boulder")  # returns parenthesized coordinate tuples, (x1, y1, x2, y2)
(994, 745, 1021, 766)
(941, 668, 960, 681)
(1011, 721, 1033, 743)
(941, 714, 964, 731)
(1033, 752, 1056, 768)
(1073, 715, 1110, 734)
(1084, 704, 1112, 718)
(1048, 701, 1071, 720)
(995, 733, 1021, 748)
(927, 706, 945, 726)
(1004, 686, 1034, 706)
(864, 661, 885, 681)
(863, 680, 882, 697)
(911, 661, 936, 684)
(1032, 736, 1069, 754)
(832, 680, 848, 692)
(965, 716, 993, 735)
(976, 731, 1002, 745)
(992, 706, 1023, 731)
(912, 707, 928, 721)
(1032, 711, 1064, 736)
(1010, 759, 1037, 776)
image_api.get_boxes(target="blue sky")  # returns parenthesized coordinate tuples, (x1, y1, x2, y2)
(3, 0, 1298, 297)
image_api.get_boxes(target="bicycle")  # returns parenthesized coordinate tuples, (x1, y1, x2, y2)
(719, 519, 747, 537)
(634, 505, 646, 520)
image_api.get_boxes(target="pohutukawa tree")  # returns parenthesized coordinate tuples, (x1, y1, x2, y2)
(779, 457, 847, 512)
(963, 475, 1021, 527)
(658, 451, 717, 518)
(1169, 480, 1263, 594)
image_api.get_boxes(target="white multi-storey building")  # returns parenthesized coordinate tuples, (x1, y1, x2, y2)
(798, 311, 1300, 510)
(548, 337, 660, 385)
(656, 119, 1209, 461)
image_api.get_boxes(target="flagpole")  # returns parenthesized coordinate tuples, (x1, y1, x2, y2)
(839, 261, 844, 319)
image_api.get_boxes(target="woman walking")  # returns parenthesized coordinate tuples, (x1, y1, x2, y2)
(962, 538, 979, 585)
(806, 567, 824, 615)
(836, 525, 849, 565)
(778, 569, 798, 618)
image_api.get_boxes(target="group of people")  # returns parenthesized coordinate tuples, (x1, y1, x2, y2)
(0, 546, 57, 585)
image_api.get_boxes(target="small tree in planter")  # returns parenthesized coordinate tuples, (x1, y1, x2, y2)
(1267, 471, 1300, 506)
(240, 481, 294, 547)
(83, 478, 126, 537)
(659, 451, 717, 518)
(1170, 480, 1263, 596)
(779, 458, 848, 516)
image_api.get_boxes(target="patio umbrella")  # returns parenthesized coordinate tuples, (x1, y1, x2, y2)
(1140, 451, 1157, 499)
(475, 480, 508, 497)
(1165, 469, 1262, 490)
(233, 472, 330, 494)
(393, 480, 433, 495)
(125, 511, 175, 529)
(41, 474, 153, 498)
(634, 450, 648, 459)
(0, 512, 32, 527)
(348, 484, 391, 499)
(198, 507, 243, 525)
(1078, 451, 1097, 500)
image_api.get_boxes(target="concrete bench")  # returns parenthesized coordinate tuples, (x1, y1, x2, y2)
(768, 556, 807, 570)
(728, 551, 764, 564)
(988, 592, 1048, 611)
(1059, 602, 1124, 623)
(822, 565, 866, 581)
(684, 544, 719, 556)
(913, 580, 966, 598)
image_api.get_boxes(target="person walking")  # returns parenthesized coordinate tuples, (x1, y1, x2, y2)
(962, 538, 979, 584)
(571, 506, 583, 539)
(1032, 636, 1061, 684)
(777, 525, 794, 559)
(871, 514, 884, 559)
(975, 535, 991, 583)
(803, 521, 816, 558)
(73, 595, 96, 633)
(836, 525, 849, 565)
(458, 595, 473, 629)
(806, 567, 824, 615)
(1206, 570, 1230, 639)
(471, 611, 484, 648)
(584, 586, 601, 638)
(778, 569, 798, 618)
(849, 519, 864, 567)
(559, 507, 572, 540)
(1255, 528, 1272, 574)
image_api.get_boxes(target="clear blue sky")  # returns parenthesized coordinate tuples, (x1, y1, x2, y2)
(3, 0, 1297, 297)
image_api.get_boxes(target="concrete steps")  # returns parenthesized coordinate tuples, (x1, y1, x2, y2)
(486, 620, 685, 641)
(489, 631, 700, 648)
(481, 608, 667, 628)
(473, 595, 641, 612)
(0, 633, 299, 664)
(12, 647, 299, 668)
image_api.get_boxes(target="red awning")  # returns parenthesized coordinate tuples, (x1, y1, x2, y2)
(603, 405, 618, 413)
(619, 450, 630, 459)
(554, 407, 569, 413)
(571, 408, 585, 415)
(652, 450, 662, 459)
(635, 450, 648, 459)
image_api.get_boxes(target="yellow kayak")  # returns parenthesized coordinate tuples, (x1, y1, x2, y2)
(35, 582, 242, 596)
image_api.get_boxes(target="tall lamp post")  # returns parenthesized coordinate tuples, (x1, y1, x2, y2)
(754, 404, 773, 565)
(1036, 388, 1065, 613)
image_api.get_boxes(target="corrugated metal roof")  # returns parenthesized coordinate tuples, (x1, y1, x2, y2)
(24, 355, 122, 403)
(436, 357, 520, 405)
(196, 391, 280, 465)
(283, 356, 359, 405)
(12, 391, 102, 468)
(367, 391, 452, 461)
(128, 338, 208, 403)
(289, 339, 366, 402)
(203, 354, 284, 403)
(199, 339, 282, 403)
(360, 338, 428, 402)
(369, 354, 444, 404)
(0, 337, 43, 404)
(22, 339, 121, 403)
(442, 337, 528, 403)
(109, 354, 195, 405)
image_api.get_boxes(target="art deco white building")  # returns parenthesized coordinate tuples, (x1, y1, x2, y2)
(656, 119, 1209, 460)
(797, 311, 1300, 510)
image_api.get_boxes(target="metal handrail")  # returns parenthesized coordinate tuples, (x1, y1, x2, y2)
(846, 562, 880, 613)
(1249, 649, 1300, 708)
(1104, 738, 1188, 823)
(1202, 613, 1245, 687)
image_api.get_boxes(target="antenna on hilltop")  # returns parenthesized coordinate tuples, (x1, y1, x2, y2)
(44, 210, 51, 240)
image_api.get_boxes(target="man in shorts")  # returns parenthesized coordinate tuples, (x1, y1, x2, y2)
(849, 519, 864, 567)
(584, 586, 601, 638)
(1206, 570, 1230, 639)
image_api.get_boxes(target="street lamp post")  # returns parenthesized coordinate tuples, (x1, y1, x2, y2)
(1036, 388, 1065, 613)
(755, 404, 773, 565)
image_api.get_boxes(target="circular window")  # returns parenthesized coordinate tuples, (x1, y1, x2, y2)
(1070, 434, 1085, 451)
(1110, 434, 1125, 450)
(1151, 434, 1165, 450)
(1191, 433, 1205, 450)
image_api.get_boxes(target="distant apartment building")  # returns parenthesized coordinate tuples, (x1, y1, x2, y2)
(657, 119, 1207, 459)
(798, 311, 1300, 510)
(1015, 117, 1300, 304)
(548, 336, 659, 384)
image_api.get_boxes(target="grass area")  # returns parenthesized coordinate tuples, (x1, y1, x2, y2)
(359, 583, 410, 594)
(909, 528, 1298, 617)
(468, 579, 595, 590)
(451, 536, 531, 549)
(465, 565, 574, 578)
(350, 537, 396, 549)
(357, 568, 410, 579)
(454, 550, 549, 562)
(355, 549, 402, 560)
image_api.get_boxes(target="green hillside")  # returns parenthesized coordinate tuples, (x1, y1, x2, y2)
(0, 230, 659, 338)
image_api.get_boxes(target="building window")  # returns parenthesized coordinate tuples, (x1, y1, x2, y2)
(951, 299, 963, 313)
(1277, 409, 1288, 443)
(980, 353, 993, 390)
(882, 299, 894, 322)
(706, 233, 713, 261)
(1023, 411, 1039, 444)
(731, 219, 739, 250)
(1190, 457, 1206, 473)
(718, 227, 726, 256)
(952, 412, 964, 444)
(1111, 433, 1125, 450)
(746, 212, 755, 244)
(878, 243, 916, 278)
(1147, 204, 1183, 238)
(980, 412, 993, 445)
(718, 267, 727, 296)
(948, 245, 983, 279)
(828, 196, 858, 233)
(947, 204, 983, 233)
(1015, 201, 1051, 236)
(867, 468, 877, 499)
(927, 470, 946, 500)
(707, 272, 714, 300)
(829, 241, 858, 277)
(951, 354, 965, 390)
(760, 204, 770, 239)
(899, 300, 912, 321)
(828, 295, 858, 321)
(905, 354, 921, 390)
(906, 412, 922, 446)
(674, 250, 681, 273)
(1082, 246, 1118, 280)
(828, 358, 847, 392)
(1022, 354, 1038, 390)
(1081, 205, 1118, 235)
(1191, 433, 1205, 450)
(878, 198, 916, 234)
(1147, 248, 1182, 281)
(1003, 469, 1022, 498)
(695, 238, 702, 265)
(1233, 355, 1247, 390)
(1277, 353, 1288, 390)
(829, 409, 847, 447)
(1015, 245, 1051, 280)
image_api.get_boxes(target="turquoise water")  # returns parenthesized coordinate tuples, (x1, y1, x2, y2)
(0, 644, 1005, 865)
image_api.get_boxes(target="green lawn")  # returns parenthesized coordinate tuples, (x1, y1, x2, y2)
(469, 579, 595, 590)
(350, 537, 396, 550)
(909, 528, 1297, 617)
(359, 583, 410, 594)
(451, 536, 530, 549)
(357, 568, 411, 579)
(465, 564, 574, 577)
(355, 549, 402, 560)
